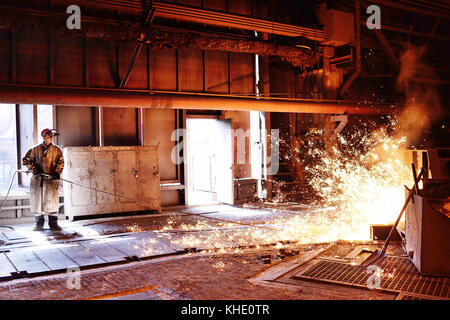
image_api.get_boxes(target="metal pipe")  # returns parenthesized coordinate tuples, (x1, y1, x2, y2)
(330, 54, 353, 65)
(0, 85, 396, 115)
(151, 1, 326, 41)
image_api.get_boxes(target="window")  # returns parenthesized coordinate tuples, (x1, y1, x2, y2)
(37, 105, 53, 138)
(18, 104, 34, 190)
(0, 104, 54, 194)
(20, 105, 54, 189)
(0, 104, 18, 193)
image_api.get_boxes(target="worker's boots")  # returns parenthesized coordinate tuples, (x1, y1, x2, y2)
(48, 215, 62, 231)
(33, 215, 44, 231)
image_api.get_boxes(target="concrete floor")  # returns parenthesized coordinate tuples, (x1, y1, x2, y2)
(0, 203, 446, 301)
(0, 204, 308, 280)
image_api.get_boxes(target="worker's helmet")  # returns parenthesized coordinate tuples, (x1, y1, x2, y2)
(41, 128, 60, 137)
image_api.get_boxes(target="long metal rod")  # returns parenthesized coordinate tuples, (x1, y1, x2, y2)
(183, 212, 281, 231)
(361, 167, 425, 267)
(0, 170, 21, 212)
(119, 43, 143, 89)
(1, 170, 146, 214)
(56, 177, 138, 203)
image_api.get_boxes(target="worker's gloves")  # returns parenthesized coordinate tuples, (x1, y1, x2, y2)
(41, 173, 52, 180)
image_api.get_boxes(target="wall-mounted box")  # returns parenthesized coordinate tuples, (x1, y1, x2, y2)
(316, 9, 355, 47)
(234, 178, 258, 203)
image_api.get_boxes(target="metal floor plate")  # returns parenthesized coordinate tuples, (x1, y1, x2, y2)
(293, 256, 449, 299)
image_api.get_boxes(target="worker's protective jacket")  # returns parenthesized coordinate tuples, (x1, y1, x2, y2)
(22, 143, 64, 215)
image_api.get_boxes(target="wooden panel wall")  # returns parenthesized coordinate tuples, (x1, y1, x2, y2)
(230, 53, 254, 94)
(143, 109, 178, 181)
(228, 0, 253, 15)
(86, 38, 117, 88)
(16, 31, 48, 84)
(205, 51, 228, 93)
(204, 0, 227, 10)
(143, 108, 181, 206)
(55, 106, 97, 148)
(177, 0, 254, 12)
(177, 0, 203, 6)
(118, 42, 148, 90)
(54, 37, 84, 86)
(102, 108, 138, 146)
(270, 61, 297, 98)
(0, 31, 9, 83)
(223, 110, 252, 179)
(179, 49, 204, 92)
(150, 49, 177, 91)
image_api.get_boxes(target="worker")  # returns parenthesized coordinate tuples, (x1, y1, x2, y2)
(23, 129, 64, 231)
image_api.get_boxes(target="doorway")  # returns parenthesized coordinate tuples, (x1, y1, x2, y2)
(185, 118, 233, 206)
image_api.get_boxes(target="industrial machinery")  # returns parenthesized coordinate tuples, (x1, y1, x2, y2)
(404, 148, 450, 276)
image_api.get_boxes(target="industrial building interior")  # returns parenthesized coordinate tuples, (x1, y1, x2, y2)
(0, 0, 449, 304)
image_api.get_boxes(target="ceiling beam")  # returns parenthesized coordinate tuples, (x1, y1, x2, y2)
(151, 1, 326, 41)
(361, 21, 450, 42)
(0, 85, 398, 115)
(364, 0, 450, 20)
(373, 29, 399, 67)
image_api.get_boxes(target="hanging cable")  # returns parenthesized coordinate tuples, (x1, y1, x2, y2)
(0, 169, 30, 230)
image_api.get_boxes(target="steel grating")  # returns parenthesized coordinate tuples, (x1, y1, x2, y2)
(293, 256, 449, 299)
(399, 294, 432, 300)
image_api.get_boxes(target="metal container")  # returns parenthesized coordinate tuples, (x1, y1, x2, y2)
(405, 182, 450, 276)
(63, 146, 161, 220)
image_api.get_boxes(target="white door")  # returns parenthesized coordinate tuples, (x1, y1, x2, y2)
(215, 119, 234, 204)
